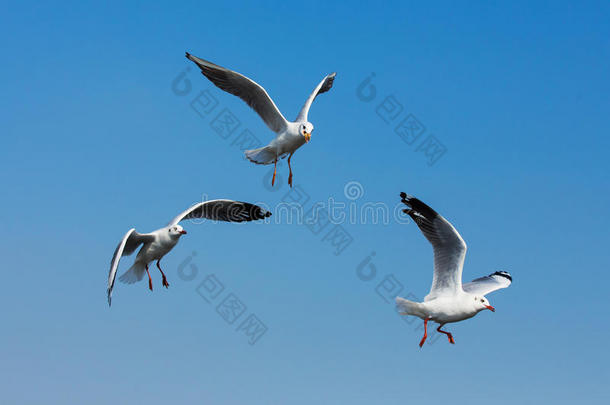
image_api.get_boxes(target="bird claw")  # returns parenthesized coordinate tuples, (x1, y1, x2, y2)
(162, 277, 170, 288)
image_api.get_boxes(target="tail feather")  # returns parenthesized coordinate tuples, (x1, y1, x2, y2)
(245, 146, 277, 165)
(118, 262, 146, 285)
(396, 296, 424, 317)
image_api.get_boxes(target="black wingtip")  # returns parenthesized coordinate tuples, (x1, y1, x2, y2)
(319, 73, 337, 94)
(399, 192, 414, 205)
(251, 204, 272, 220)
(185, 51, 192, 59)
(492, 271, 512, 282)
(398, 193, 439, 219)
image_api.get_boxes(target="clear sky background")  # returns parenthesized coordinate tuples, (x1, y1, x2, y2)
(2, 1, 609, 404)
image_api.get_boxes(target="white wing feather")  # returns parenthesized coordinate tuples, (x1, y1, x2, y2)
(186, 53, 288, 134)
(462, 271, 512, 296)
(296, 72, 337, 122)
(107, 229, 154, 306)
(400, 193, 467, 300)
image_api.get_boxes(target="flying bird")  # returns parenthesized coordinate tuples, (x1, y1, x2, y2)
(185, 52, 336, 187)
(395, 193, 512, 347)
(107, 200, 271, 306)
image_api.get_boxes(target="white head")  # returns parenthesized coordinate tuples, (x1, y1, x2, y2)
(168, 224, 187, 238)
(472, 295, 495, 313)
(300, 122, 314, 143)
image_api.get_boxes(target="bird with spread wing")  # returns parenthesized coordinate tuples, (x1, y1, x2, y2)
(107, 199, 271, 306)
(395, 192, 512, 347)
(185, 52, 336, 187)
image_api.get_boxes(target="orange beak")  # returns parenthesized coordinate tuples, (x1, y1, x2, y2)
(485, 305, 495, 312)
(303, 132, 311, 143)
(180, 230, 187, 235)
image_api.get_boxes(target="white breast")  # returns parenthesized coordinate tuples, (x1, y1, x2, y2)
(424, 295, 478, 324)
(272, 124, 306, 155)
(137, 232, 179, 263)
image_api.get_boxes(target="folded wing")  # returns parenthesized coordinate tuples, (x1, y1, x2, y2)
(186, 52, 288, 134)
(400, 192, 467, 300)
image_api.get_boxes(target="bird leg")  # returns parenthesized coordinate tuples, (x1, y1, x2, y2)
(436, 325, 455, 344)
(419, 318, 430, 348)
(272, 158, 277, 186)
(287, 152, 294, 188)
(145, 264, 153, 291)
(157, 259, 170, 288)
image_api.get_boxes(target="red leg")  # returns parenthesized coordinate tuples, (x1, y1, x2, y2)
(145, 264, 153, 291)
(419, 318, 429, 348)
(272, 159, 277, 186)
(437, 325, 455, 344)
(287, 153, 294, 187)
(157, 260, 169, 288)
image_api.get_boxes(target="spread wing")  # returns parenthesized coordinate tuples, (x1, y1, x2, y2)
(107, 229, 155, 306)
(186, 52, 288, 134)
(462, 271, 512, 296)
(296, 72, 336, 122)
(400, 193, 467, 300)
(168, 199, 272, 226)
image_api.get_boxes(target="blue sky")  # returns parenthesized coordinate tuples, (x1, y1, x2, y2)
(2, 1, 609, 404)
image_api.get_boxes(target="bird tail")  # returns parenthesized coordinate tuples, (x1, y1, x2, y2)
(396, 296, 424, 317)
(244, 145, 277, 165)
(118, 262, 146, 284)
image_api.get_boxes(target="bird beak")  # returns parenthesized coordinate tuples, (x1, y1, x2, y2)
(304, 132, 311, 142)
(180, 230, 187, 235)
(485, 305, 495, 312)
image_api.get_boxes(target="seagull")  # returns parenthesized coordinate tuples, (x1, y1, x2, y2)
(106, 199, 271, 306)
(185, 52, 336, 187)
(395, 193, 512, 347)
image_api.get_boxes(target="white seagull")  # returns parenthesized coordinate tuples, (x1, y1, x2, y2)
(395, 192, 512, 347)
(107, 199, 271, 306)
(185, 52, 336, 187)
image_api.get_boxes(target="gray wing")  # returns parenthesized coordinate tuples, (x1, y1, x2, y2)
(400, 193, 467, 300)
(107, 229, 155, 306)
(186, 52, 288, 134)
(463, 271, 512, 296)
(168, 199, 272, 226)
(295, 72, 336, 122)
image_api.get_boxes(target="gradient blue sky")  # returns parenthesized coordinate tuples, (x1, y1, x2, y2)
(2, 1, 609, 404)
